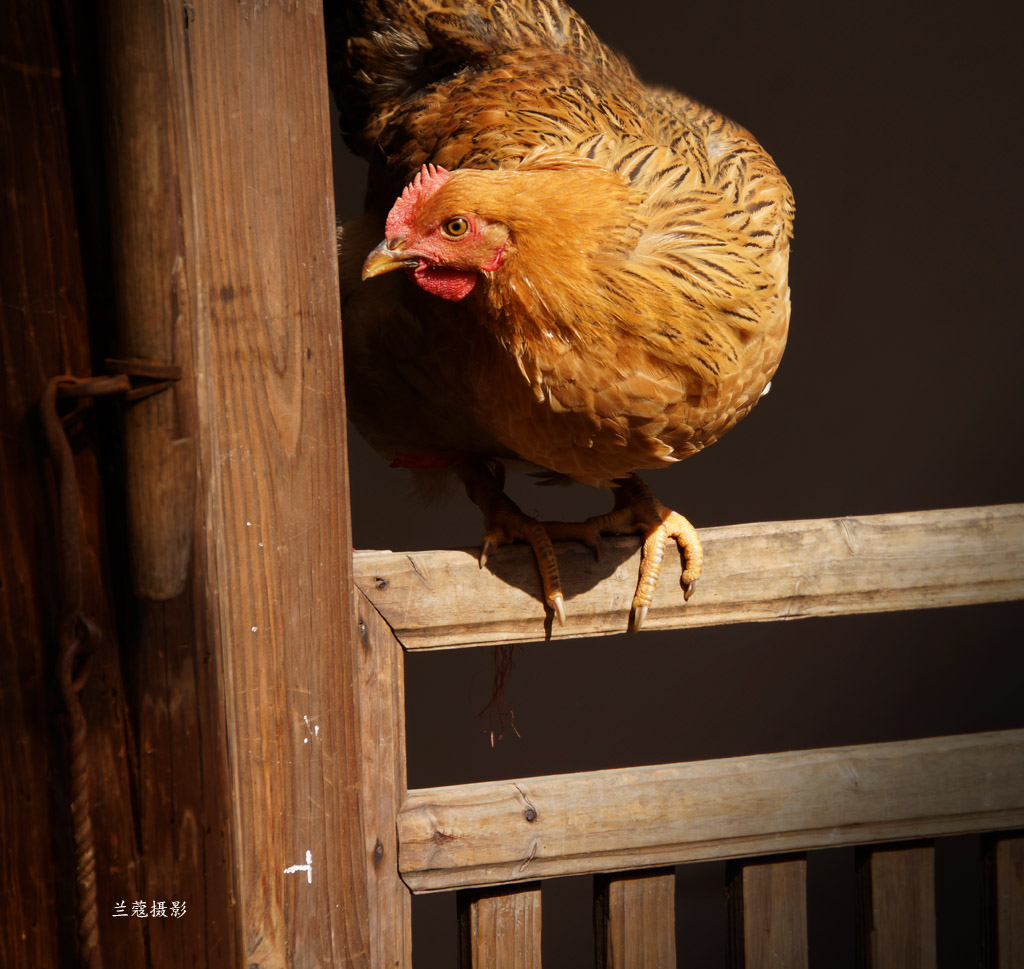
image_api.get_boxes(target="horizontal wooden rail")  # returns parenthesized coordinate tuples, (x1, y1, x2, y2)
(397, 729, 1024, 892)
(354, 503, 1024, 649)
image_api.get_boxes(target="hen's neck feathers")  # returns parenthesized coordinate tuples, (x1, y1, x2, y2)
(441, 157, 775, 387)
(449, 161, 639, 350)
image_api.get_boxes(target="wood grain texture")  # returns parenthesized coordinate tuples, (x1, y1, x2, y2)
(1, 2, 145, 965)
(354, 504, 1024, 648)
(595, 869, 676, 969)
(857, 844, 936, 969)
(984, 834, 1024, 969)
(133, 595, 239, 969)
(101, 0, 195, 601)
(458, 884, 542, 969)
(0, 9, 79, 965)
(99, 2, 241, 966)
(159, 1, 369, 965)
(356, 593, 412, 968)
(728, 856, 808, 969)
(398, 730, 1024, 892)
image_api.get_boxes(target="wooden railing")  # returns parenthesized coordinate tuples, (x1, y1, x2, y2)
(352, 504, 1024, 966)
(355, 504, 1024, 648)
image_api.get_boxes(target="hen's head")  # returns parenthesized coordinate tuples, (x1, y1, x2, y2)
(361, 165, 510, 302)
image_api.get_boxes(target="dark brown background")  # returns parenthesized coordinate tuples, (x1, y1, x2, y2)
(331, 0, 1024, 963)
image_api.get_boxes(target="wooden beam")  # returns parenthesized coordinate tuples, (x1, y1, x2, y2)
(397, 730, 1024, 892)
(857, 844, 936, 969)
(354, 503, 1024, 648)
(595, 869, 677, 969)
(116, 0, 370, 964)
(458, 883, 542, 969)
(728, 856, 808, 969)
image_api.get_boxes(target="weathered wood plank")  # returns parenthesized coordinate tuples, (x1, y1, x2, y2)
(356, 593, 412, 968)
(1, 3, 146, 966)
(728, 856, 808, 969)
(984, 833, 1024, 969)
(164, 1, 370, 964)
(398, 730, 1024, 892)
(458, 884, 543, 969)
(595, 868, 676, 969)
(99, 2, 240, 966)
(857, 844, 936, 969)
(354, 504, 1024, 648)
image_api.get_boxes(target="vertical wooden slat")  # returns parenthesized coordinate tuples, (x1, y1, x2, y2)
(727, 856, 808, 969)
(103, 0, 370, 964)
(857, 843, 937, 969)
(595, 868, 676, 969)
(983, 833, 1024, 969)
(357, 593, 412, 967)
(458, 883, 543, 968)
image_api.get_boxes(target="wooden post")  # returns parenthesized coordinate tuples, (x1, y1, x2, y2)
(727, 856, 808, 969)
(98, 0, 370, 964)
(458, 884, 543, 968)
(595, 868, 677, 968)
(983, 833, 1024, 969)
(857, 843, 937, 969)
(356, 593, 412, 967)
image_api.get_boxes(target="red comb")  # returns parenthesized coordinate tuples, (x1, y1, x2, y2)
(385, 164, 451, 237)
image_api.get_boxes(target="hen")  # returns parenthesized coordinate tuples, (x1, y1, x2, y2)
(328, 0, 793, 629)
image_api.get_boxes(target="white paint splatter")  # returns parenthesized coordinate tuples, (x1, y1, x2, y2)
(283, 850, 313, 884)
(301, 715, 321, 744)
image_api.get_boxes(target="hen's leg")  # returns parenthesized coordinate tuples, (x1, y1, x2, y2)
(459, 462, 602, 625)
(585, 473, 702, 631)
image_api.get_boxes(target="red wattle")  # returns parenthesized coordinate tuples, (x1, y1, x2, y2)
(407, 264, 478, 301)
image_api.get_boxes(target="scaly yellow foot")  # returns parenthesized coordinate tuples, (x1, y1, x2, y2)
(460, 465, 700, 630)
(584, 473, 702, 631)
(459, 462, 602, 625)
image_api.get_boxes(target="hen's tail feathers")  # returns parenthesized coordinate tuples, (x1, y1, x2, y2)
(326, 0, 628, 156)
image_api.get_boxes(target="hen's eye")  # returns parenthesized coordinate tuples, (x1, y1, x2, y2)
(442, 217, 470, 238)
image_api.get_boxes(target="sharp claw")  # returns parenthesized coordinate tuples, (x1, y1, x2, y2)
(552, 594, 566, 626)
(633, 604, 648, 632)
(480, 539, 493, 569)
(683, 576, 698, 601)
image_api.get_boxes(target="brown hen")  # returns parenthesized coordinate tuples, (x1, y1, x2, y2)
(328, 0, 794, 629)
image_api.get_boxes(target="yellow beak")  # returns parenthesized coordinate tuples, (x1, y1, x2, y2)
(361, 239, 415, 280)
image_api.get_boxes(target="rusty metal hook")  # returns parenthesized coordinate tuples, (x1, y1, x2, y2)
(40, 373, 132, 969)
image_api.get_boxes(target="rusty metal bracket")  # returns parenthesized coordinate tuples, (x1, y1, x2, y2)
(104, 356, 183, 401)
(104, 354, 195, 601)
